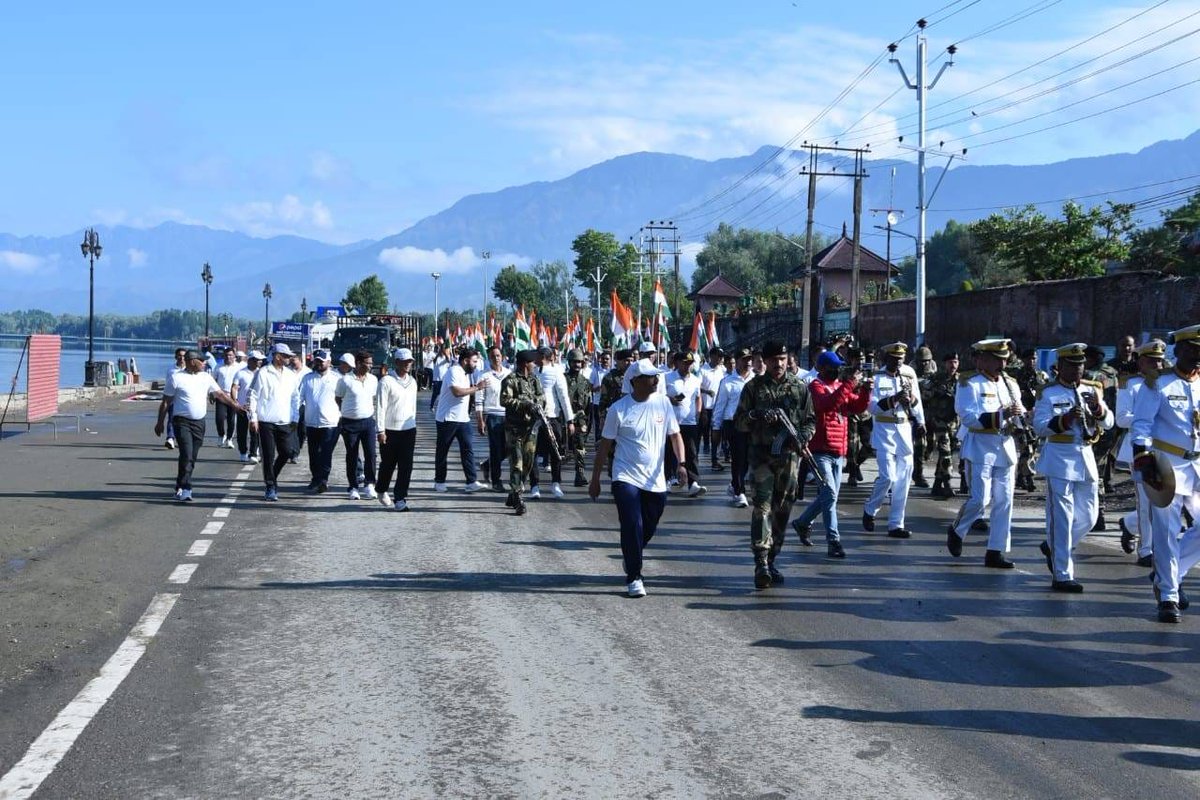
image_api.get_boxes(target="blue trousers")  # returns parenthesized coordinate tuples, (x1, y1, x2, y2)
(435, 420, 477, 484)
(485, 414, 506, 486)
(793, 451, 844, 542)
(612, 481, 667, 582)
(306, 425, 340, 485)
(340, 417, 377, 489)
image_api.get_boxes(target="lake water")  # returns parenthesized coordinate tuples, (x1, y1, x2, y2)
(0, 345, 179, 390)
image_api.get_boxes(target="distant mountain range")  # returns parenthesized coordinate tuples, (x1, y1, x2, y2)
(4, 129, 1198, 319)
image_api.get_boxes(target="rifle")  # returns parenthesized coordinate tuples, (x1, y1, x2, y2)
(534, 404, 565, 458)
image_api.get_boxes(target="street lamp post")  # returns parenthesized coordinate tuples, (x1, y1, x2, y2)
(301, 297, 308, 322)
(201, 262, 213, 340)
(79, 228, 102, 386)
(431, 272, 441, 336)
(480, 251, 491, 324)
(262, 283, 272, 344)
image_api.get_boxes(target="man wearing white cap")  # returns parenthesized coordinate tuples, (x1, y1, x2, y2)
(375, 348, 419, 510)
(1032, 343, 1113, 592)
(248, 343, 302, 501)
(948, 338, 1025, 568)
(589, 358, 688, 597)
(299, 349, 341, 493)
(1114, 340, 1167, 564)
(336, 350, 379, 500)
(863, 341, 925, 540)
(1132, 323, 1200, 623)
(233, 350, 264, 463)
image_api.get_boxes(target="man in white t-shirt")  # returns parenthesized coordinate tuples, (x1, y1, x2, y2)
(589, 359, 687, 598)
(375, 348, 419, 511)
(214, 348, 242, 449)
(233, 352, 263, 463)
(668, 351, 706, 497)
(336, 350, 380, 500)
(429, 343, 454, 411)
(154, 349, 242, 501)
(698, 348, 726, 468)
(590, 351, 611, 439)
(475, 345, 511, 491)
(433, 348, 488, 493)
(299, 349, 341, 493)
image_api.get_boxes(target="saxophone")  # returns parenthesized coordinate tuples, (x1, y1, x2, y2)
(1073, 384, 1104, 446)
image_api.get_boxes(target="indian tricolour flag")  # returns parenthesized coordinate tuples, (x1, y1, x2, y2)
(610, 290, 634, 347)
(514, 306, 532, 349)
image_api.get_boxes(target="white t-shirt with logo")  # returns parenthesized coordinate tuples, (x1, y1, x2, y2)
(668, 372, 702, 425)
(435, 364, 473, 423)
(601, 393, 680, 493)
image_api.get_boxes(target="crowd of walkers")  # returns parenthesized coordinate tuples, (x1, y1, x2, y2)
(153, 324, 1200, 623)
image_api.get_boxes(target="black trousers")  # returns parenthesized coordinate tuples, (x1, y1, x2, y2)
(721, 421, 749, 495)
(341, 417, 377, 489)
(679, 423, 700, 485)
(257, 422, 296, 489)
(698, 409, 713, 454)
(306, 425, 339, 485)
(532, 419, 564, 485)
(215, 402, 236, 440)
(236, 412, 260, 458)
(172, 416, 205, 490)
(377, 427, 417, 500)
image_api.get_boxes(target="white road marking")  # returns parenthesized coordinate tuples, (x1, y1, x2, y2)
(200, 521, 225, 536)
(167, 564, 199, 584)
(212, 507, 230, 518)
(219, 495, 237, 504)
(186, 540, 212, 557)
(0, 593, 179, 800)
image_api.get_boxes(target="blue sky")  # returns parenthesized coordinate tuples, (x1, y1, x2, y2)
(2, 0, 1197, 244)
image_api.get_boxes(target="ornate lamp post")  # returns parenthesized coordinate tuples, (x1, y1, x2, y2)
(79, 228, 102, 386)
(262, 283, 273, 343)
(201, 262, 213, 339)
(300, 297, 308, 321)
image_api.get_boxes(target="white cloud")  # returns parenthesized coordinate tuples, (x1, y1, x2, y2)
(127, 248, 148, 268)
(223, 195, 335, 237)
(377, 246, 532, 275)
(0, 251, 44, 273)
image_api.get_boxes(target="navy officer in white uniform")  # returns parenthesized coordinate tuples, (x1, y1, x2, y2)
(1031, 343, 1113, 592)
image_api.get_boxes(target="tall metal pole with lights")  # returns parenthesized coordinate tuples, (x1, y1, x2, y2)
(201, 262, 213, 340)
(481, 251, 491, 325)
(262, 283, 272, 344)
(79, 228, 102, 386)
(890, 20, 955, 346)
(431, 272, 442, 338)
(301, 297, 308, 321)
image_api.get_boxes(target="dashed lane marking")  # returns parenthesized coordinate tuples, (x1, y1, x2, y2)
(211, 507, 230, 518)
(186, 540, 212, 557)
(0, 594, 180, 800)
(200, 521, 225, 536)
(167, 564, 199, 584)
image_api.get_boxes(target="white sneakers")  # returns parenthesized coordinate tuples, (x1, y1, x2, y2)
(174, 488, 184, 501)
(250, 455, 261, 464)
(551, 483, 564, 498)
(377, 490, 391, 507)
(668, 477, 680, 488)
(627, 579, 647, 598)
(181, 489, 193, 502)
(165, 437, 176, 450)
(364, 486, 379, 500)
(393, 499, 409, 512)
(687, 482, 707, 497)
(733, 493, 749, 508)
(226, 438, 237, 449)
(528, 486, 542, 499)
(434, 482, 448, 493)
(348, 487, 361, 500)
(464, 481, 488, 493)
(725, 484, 736, 498)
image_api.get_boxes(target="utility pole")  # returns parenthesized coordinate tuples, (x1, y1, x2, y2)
(870, 167, 904, 302)
(481, 250, 491, 324)
(589, 264, 607, 344)
(890, 20, 956, 346)
(640, 220, 680, 339)
(798, 143, 869, 357)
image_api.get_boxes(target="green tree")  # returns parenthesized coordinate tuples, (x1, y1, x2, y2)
(972, 201, 1134, 281)
(571, 229, 639, 308)
(491, 264, 542, 311)
(342, 275, 389, 314)
(690, 223, 817, 298)
(1127, 191, 1200, 275)
(896, 219, 1018, 295)
(530, 259, 575, 325)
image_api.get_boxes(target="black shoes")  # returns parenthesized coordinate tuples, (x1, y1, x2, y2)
(971, 518, 990, 532)
(862, 512, 875, 532)
(1039, 541, 1053, 573)
(574, 473, 588, 487)
(711, 461, 726, 472)
(1091, 513, 1107, 532)
(791, 519, 814, 547)
(1052, 579, 1084, 593)
(1158, 601, 1182, 623)
(984, 549, 1015, 569)
(946, 524, 963, 557)
(768, 563, 784, 584)
(827, 541, 846, 559)
(754, 562, 772, 589)
(514, 498, 527, 515)
(887, 528, 911, 539)
(1136, 554, 1153, 567)
(505, 492, 517, 508)
(912, 474, 929, 488)
(1119, 519, 1136, 554)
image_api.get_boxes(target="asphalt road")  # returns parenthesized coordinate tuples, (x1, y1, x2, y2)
(1, 395, 1197, 799)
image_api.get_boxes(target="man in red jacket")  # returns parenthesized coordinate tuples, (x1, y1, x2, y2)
(790, 350, 872, 557)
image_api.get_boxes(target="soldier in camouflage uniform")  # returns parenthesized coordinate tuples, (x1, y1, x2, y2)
(1084, 344, 1120, 529)
(911, 346, 938, 487)
(921, 351, 960, 498)
(598, 348, 635, 429)
(842, 346, 870, 486)
(1009, 348, 1049, 492)
(500, 349, 546, 515)
(735, 341, 816, 589)
(565, 349, 594, 486)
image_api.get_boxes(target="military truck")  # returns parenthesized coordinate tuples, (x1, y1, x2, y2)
(331, 314, 420, 374)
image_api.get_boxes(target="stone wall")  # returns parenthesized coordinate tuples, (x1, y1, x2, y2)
(857, 271, 1200, 354)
